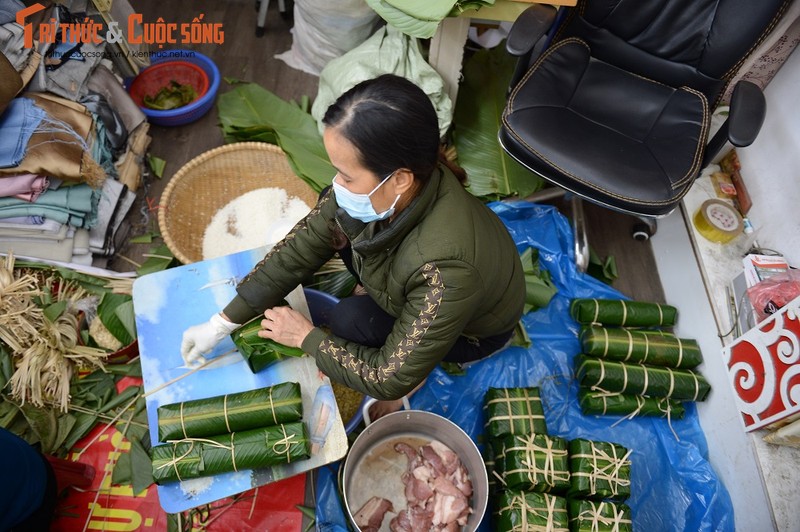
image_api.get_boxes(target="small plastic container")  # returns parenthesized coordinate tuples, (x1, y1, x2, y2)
(128, 50, 220, 126)
(129, 60, 208, 111)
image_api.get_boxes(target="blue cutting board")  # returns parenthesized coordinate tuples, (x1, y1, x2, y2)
(132, 246, 348, 513)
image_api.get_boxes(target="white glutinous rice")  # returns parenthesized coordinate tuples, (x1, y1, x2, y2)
(202, 187, 311, 260)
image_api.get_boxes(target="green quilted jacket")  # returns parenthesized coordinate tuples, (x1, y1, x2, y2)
(224, 166, 525, 400)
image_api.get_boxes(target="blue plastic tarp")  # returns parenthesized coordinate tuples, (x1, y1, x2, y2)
(316, 202, 734, 531)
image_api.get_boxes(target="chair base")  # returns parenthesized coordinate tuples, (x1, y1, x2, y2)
(518, 187, 658, 272)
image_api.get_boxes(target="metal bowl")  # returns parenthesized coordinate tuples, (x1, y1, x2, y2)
(341, 408, 488, 531)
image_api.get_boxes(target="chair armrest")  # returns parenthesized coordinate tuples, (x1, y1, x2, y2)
(702, 81, 767, 168)
(506, 4, 558, 57)
(728, 80, 766, 147)
(506, 4, 558, 89)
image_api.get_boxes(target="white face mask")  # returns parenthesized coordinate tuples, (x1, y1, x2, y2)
(332, 171, 401, 223)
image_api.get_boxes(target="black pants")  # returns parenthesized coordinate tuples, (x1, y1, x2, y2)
(329, 293, 513, 365)
(12, 453, 57, 531)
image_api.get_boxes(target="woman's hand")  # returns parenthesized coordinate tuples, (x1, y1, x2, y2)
(257, 306, 315, 348)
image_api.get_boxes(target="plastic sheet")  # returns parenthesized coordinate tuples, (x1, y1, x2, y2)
(315, 202, 734, 531)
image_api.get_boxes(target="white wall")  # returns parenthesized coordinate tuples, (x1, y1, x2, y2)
(737, 47, 800, 266)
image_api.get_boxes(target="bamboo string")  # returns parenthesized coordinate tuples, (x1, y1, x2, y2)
(82, 404, 137, 532)
(621, 300, 628, 326)
(571, 442, 632, 497)
(485, 390, 545, 434)
(270, 425, 298, 463)
(269, 387, 277, 425)
(223, 395, 231, 433)
(641, 365, 649, 395)
(610, 396, 647, 427)
(230, 433, 238, 472)
(620, 362, 629, 394)
(143, 349, 238, 398)
(505, 433, 569, 488)
(498, 492, 568, 532)
(180, 402, 187, 438)
(624, 329, 633, 362)
(77, 394, 141, 454)
(575, 501, 631, 532)
(157, 426, 301, 481)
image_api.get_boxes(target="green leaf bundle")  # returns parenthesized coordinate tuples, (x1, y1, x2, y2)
(580, 325, 703, 369)
(568, 499, 632, 532)
(578, 387, 685, 419)
(454, 44, 544, 200)
(498, 433, 570, 493)
(494, 490, 569, 532)
(520, 247, 557, 313)
(570, 298, 677, 327)
(567, 438, 631, 501)
(151, 422, 309, 484)
(217, 83, 335, 192)
(484, 387, 547, 439)
(232, 321, 306, 373)
(575, 355, 711, 401)
(157, 382, 303, 442)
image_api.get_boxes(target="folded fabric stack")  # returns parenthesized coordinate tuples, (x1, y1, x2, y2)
(151, 382, 310, 484)
(484, 387, 635, 531)
(570, 298, 711, 422)
(1, 3, 150, 265)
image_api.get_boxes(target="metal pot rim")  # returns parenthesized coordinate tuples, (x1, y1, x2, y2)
(341, 409, 488, 531)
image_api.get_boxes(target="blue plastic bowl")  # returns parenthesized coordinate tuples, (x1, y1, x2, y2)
(134, 49, 220, 127)
(303, 288, 368, 433)
(303, 288, 339, 329)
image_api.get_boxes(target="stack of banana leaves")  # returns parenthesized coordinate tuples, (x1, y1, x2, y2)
(0, 251, 176, 495)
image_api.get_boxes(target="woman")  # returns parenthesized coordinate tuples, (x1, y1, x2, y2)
(181, 74, 524, 416)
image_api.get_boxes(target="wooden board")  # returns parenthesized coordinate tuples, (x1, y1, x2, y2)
(133, 245, 348, 513)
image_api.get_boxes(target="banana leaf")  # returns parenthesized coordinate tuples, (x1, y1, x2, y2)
(157, 382, 303, 442)
(484, 387, 547, 439)
(231, 321, 306, 373)
(151, 422, 310, 484)
(570, 298, 678, 327)
(498, 433, 570, 493)
(575, 355, 711, 401)
(568, 499, 632, 532)
(567, 438, 631, 501)
(454, 44, 544, 200)
(580, 325, 703, 369)
(495, 490, 569, 532)
(97, 292, 134, 346)
(578, 387, 685, 419)
(520, 247, 557, 313)
(218, 83, 334, 193)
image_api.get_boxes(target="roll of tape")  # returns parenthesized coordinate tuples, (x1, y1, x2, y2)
(693, 199, 743, 243)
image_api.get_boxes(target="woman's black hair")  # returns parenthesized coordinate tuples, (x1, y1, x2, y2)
(322, 74, 466, 185)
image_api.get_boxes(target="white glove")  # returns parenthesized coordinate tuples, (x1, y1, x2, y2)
(180, 313, 240, 368)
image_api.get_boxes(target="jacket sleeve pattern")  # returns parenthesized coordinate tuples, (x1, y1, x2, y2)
(224, 190, 336, 323)
(320, 262, 443, 384)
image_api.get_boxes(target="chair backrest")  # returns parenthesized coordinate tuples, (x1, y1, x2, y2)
(557, 0, 790, 105)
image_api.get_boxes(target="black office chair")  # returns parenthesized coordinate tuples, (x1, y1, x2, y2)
(499, 0, 790, 270)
